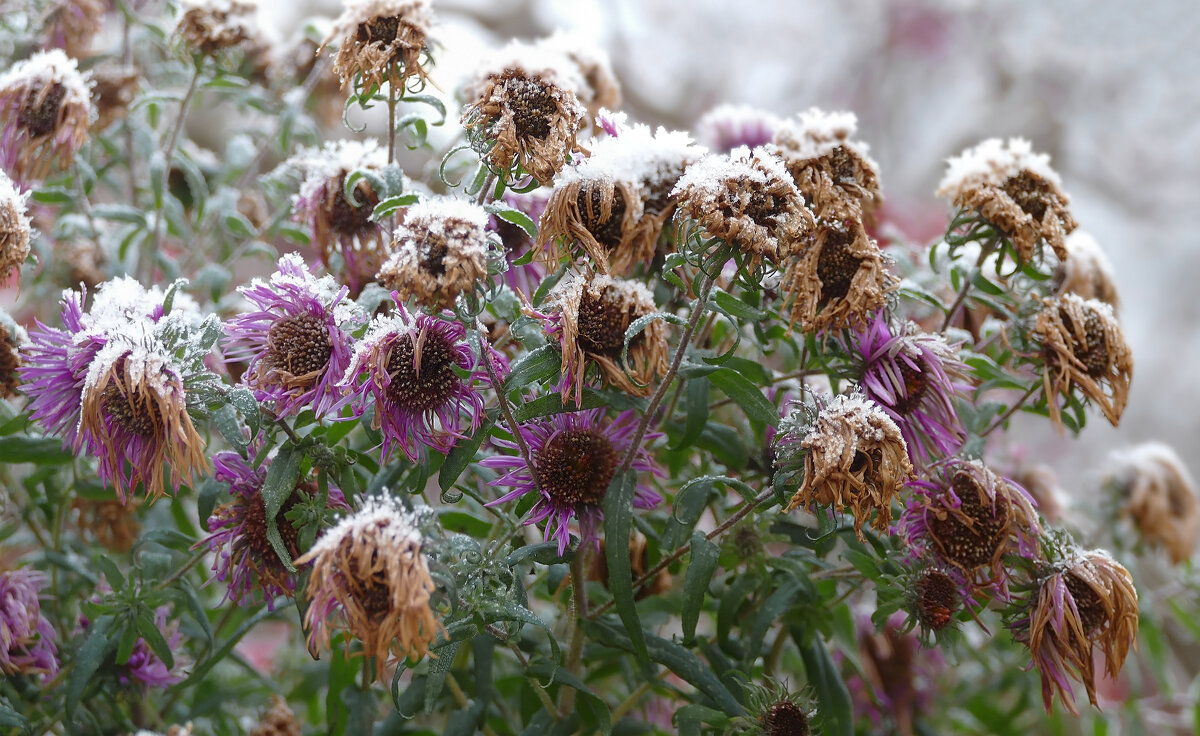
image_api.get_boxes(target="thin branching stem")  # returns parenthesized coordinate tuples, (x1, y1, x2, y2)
(145, 62, 202, 280)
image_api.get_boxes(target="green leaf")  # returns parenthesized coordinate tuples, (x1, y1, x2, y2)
(505, 541, 572, 567)
(682, 533, 720, 643)
(670, 377, 710, 451)
(93, 556, 126, 593)
(182, 606, 277, 686)
(708, 368, 779, 427)
(484, 203, 537, 238)
(0, 437, 72, 465)
(424, 640, 462, 713)
(711, 289, 766, 321)
(135, 607, 174, 670)
(438, 421, 490, 493)
(601, 469, 648, 662)
(504, 344, 561, 391)
(796, 631, 853, 736)
(371, 193, 420, 221)
(261, 443, 303, 573)
(67, 616, 118, 718)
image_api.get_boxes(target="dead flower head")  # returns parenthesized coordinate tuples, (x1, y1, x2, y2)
(176, 0, 256, 57)
(71, 498, 142, 553)
(782, 393, 914, 541)
(772, 107, 882, 222)
(672, 146, 813, 269)
(537, 155, 646, 275)
(378, 197, 492, 310)
(1053, 229, 1120, 313)
(324, 0, 433, 93)
(0, 308, 28, 400)
(42, 0, 105, 59)
(461, 41, 588, 186)
(0, 172, 32, 283)
(780, 216, 893, 334)
(296, 494, 443, 681)
(0, 49, 93, 189)
(1106, 442, 1199, 565)
(937, 138, 1077, 264)
(89, 64, 140, 131)
(250, 695, 302, 736)
(1033, 293, 1132, 429)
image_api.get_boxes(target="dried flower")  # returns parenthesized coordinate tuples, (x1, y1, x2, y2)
(0, 307, 28, 400)
(250, 695, 302, 736)
(541, 271, 668, 406)
(223, 253, 361, 419)
(1105, 442, 1198, 564)
(695, 104, 782, 153)
(848, 314, 971, 466)
(481, 408, 663, 556)
(41, 0, 105, 58)
(378, 197, 492, 310)
(1033, 293, 1132, 429)
(781, 393, 914, 541)
(537, 156, 646, 274)
(461, 41, 588, 185)
(71, 498, 141, 553)
(0, 567, 59, 679)
(672, 146, 813, 269)
(1009, 463, 1064, 525)
(0, 170, 32, 282)
(176, 0, 256, 56)
(1053, 229, 1120, 312)
(89, 64, 140, 131)
(0, 49, 92, 189)
(588, 532, 671, 599)
(912, 567, 963, 634)
(780, 216, 893, 333)
(324, 0, 433, 93)
(340, 299, 491, 462)
(772, 108, 882, 221)
(295, 494, 443, 680)
(937, 138, 1077, 264)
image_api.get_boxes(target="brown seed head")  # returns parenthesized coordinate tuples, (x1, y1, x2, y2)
(250, 695, 302, 736)
(0, 50, 93, 187)
(914, 568, 960, 632)
(538, 165, 645, 274)
(43, 0, 105, 58)
(780, 216, 893, 333)
(772, 108, 882, 222)
(324, 0, 433, 93)
(763, 699, 810, 736)
(378, 198, 491, 310)
(1053, 230, 1120, 313)
(71, 498, 141, 553)
(1108, 442, 1199, 565)
(0, 177, 31, 284)
(176, 0, 256, 56)
(383, 324, 462, 413)
(89, 64, 140, 131)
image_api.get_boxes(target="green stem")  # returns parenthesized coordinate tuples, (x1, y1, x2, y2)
(980, 382, 1040, 438)
(145, 62, 202, 281)
(560, 549, 589, 712)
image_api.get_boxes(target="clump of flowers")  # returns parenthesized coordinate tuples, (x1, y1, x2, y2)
(377, 197, 493, 310)
(0, 49, 93, 189)
(0, 567, 59, 679)
(323, 0, 433, 93)
(1103, 442, 1198, 564)
(772, 107, 882, 221)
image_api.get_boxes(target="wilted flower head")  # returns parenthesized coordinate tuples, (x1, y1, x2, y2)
(291, 139, 389, 296)
(176, 0, 256, 56)
(1053, 229, 1120, 312)
(42, 0, 105, 58)
(1105, 442, 1198, 564)
(1012, 548, 1138, 715)
(903, 459, 1040, 593)
(71, 497, 141, 553)
(0, 49, 93, 189)
(781, 216, 893, 333)
(89, 64, 141, 131)
(772, 107, 882, 221)
(461, 41, 588, 185)
(937, 137, 1077, 264)
(911, 567, 964, 636)
(0, 307, 28, 400)
(0, 567, 59, 679)
(1009, 463, 1065, 525)
(672, 145, 813, 269)
(0, 171, 31, 282)
(340, 298, 491, 462)
(695, 104, 782, 153)
(780, 393, 914, 541)
(542, 271, 668, 406)
(481, 408, 663, 556)
(324, 0, 433, 93)
(537, 154, 646, 274)
(1033, 293, 1132, 430)
(250, 695, 302, 736)
(849, 314, 971, 466)
(224, 253, 360, 419)
(294, 494, 442, 680)
(378, 197, 492, 310)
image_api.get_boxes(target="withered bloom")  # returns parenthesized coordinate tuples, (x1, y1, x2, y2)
(937, 137, 1077, 264)
(176, 0, 255, 56)
(537, 156, 646, 274)
(250, 695, 302, 736)
(1053, 229, 1120, 312)
(781, 393, 914, 541)
(1033, 293, 1132, 429)
(41, 0, 105, 58)
(378, 197, 492, 310)
(461, 41, 588, 185)
(912, 567, 963, 635)
(0, 308, 28, 400)
(295, 494, 443, 680)
(542, 271, 668, 406)
(1009, 463, 1064, 525)
(781, 216, 893, 334)
(0, 49, 93, 189)
(1106, 442, 1198, 564)
(71, 498, 141, 553)
(772, 107, 882, 221)
(1014, 550, 1138, 714)
(0, 173, 31, 284)
(672, 146, 813, 269)
(324, 0, 433, 93)
(89, 64, 140, 131)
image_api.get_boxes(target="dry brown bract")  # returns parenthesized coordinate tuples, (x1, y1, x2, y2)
(0, 175, 31, 283)
(324, 0, 432, 93)
(1107, 442, 1199, 565)
(176, 0, 256, 56)
(780, 216, 892, 334)
(772, 108, 882, 222)
(378, 198, 491, 310)
(784, 394, 914, 541)
(1054, 229, 1120, 312)
(538, 165, 645, 274)
(1034, 294, 1132, 430)
(672, 146, 813, 269)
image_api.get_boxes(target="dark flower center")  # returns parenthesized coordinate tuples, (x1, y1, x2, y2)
(740, 183, 785, 234)
(102, 384, 161, 439)
(763, 700, 809, 736)
(827, 145, 857, 183)
(236, 482, 305, 565)
(1060, 307, 1109, 378)
(534, 429, 618, 507)
(1002, 170, 1056, 222)
(385, 328, 461, 412)
(928, 472, 1011, 570)
(507, 76, 557, 141)
(577, 185, 627, 250)
(359, 15, 400, 46)
(816, 228, 862, 302)
(345, 549, 393, 621)
(577, 289, 635, 359)
(266, 313, 333, 379)
(1065, 572, 1108, 638)
(0, 326, 19, 400)
(419, 235, 449, 278)
(329, 175, 380, 236)
(891, 361, 930, 416)
(915, 569, 960, 631)
(18, 83, 65, 137)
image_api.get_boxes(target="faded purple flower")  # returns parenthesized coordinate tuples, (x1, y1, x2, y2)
(0, 567, 59, 679)
(118, 606, 188, 689)
(481, 408, 663, 556)
(0, 49, 93, 190)
(695, 104, 782, 153)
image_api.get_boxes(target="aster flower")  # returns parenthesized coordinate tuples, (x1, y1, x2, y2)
(733, 680, 815, 736)
(902, 459, 1040, 594)
(291, 139, 389, 296)
(779, 393, 914, 541)
(537, 155, 646, 274)
(1104, 442, 1198, 565)
(71, 498, 142, 553)
(1010, 548, 1138, 714)
(0, 567, 59, 679)
(42, 0, 105, 58)
(0, 307, 28, 400)
(541, 271, 668, 406)
(937, 137, 1077, 264)
(1053, 229, 1120, 312)
(672, 146, 813, 270)
(0, 49, 92, 189)
(294, 493, 443, 680)
(780, 215, 893, 334)
(772, 107, 882, 221)
(848, 314, 972, 466)
(89, 64, 141, 131)
(377, 197, 493, 310)
(119, 606, 189, 688)
(340, 298, 490, 462)
(324, 0, 433, 94)
(460, 40, 588, 185)
(0, 170, 32, 282)
(175, 0, 256, 57)
(224, 253, 360, 419)
(695, 104, 782, 153)
(481, 408, 664, 556)
(199, 448, 349, 610)
(1033, 293, 1132, 430)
